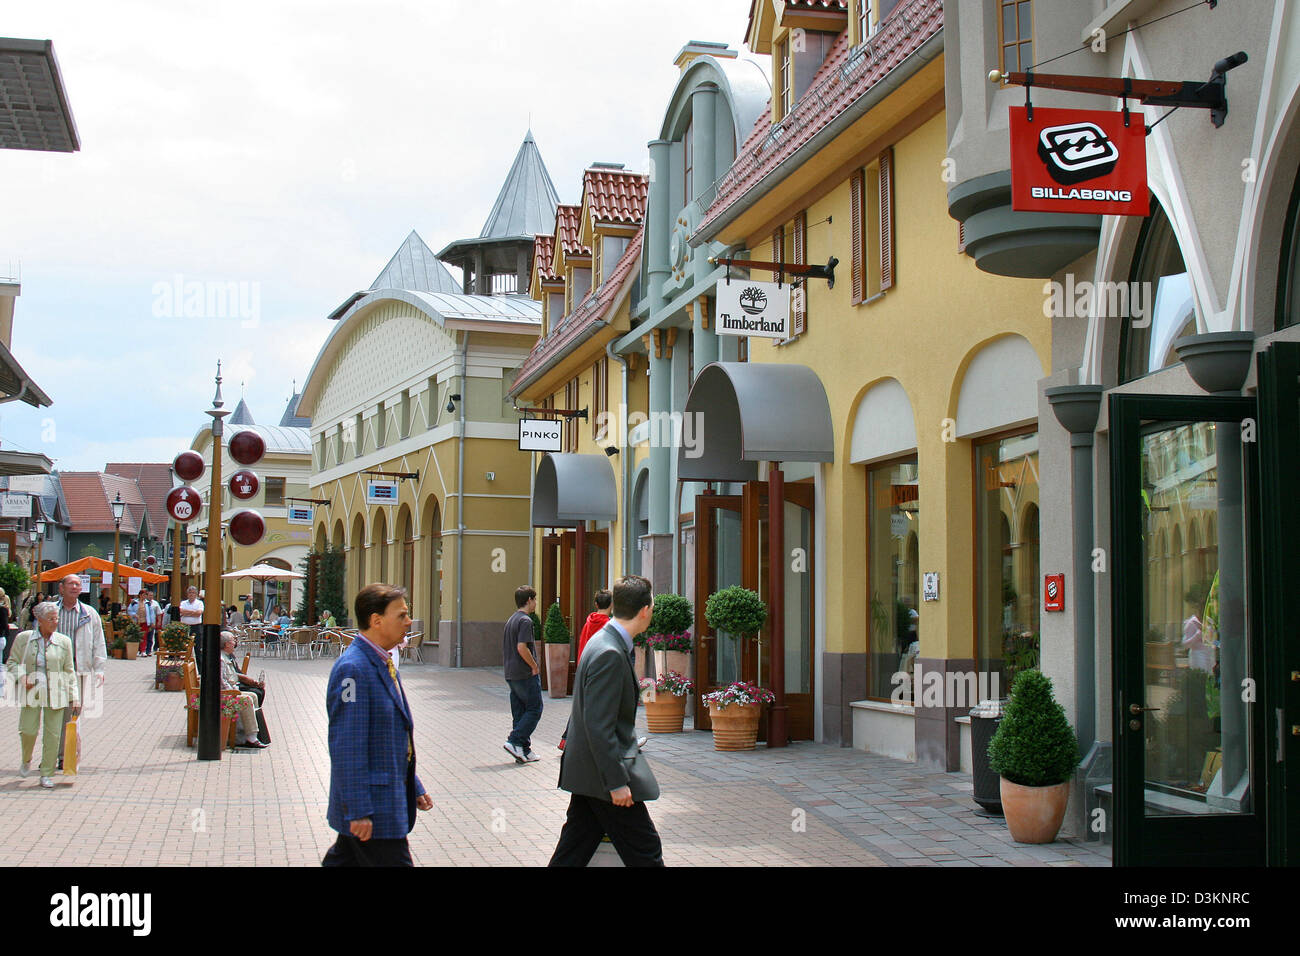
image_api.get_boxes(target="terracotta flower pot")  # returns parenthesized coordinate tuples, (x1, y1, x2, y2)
(124, 641, 139, 660)
(708, 702, 761, 751)
(544, 643, 570, 699)
(162, 672, 183, 692)
(644, 693, 687, 733)
(110, 649, 124, 660)
(999, 777, 1070, 844)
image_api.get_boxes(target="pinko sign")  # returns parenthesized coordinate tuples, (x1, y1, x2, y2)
(1010, 106, 1149, 217)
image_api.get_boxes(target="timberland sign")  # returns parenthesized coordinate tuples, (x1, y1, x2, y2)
(1009, 106, 1148, 216)
(717, 280, 790, 339)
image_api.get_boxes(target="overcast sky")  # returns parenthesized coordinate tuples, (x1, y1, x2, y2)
(1, 0, 759, 472)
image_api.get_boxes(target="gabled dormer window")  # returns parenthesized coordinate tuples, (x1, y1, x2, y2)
(777, 37, 792, 120)
(857, 0, 872, 43)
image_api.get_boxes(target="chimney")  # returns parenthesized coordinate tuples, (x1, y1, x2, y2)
(674, 41, 737, 72)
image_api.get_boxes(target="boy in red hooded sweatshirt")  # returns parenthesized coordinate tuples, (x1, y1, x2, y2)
(576, 589, 612, 661)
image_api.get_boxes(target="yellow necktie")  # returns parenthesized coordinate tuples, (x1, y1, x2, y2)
(387, 658, 412, 762)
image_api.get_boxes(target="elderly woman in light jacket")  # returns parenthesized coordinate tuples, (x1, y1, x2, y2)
(5, 602, 79, 789)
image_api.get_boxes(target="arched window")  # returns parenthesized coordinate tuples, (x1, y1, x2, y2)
(1277, 165, 1300, 330)
(1121, 202, 1196, 383)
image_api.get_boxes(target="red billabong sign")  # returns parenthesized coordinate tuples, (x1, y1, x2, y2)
(1010, 107, 1149, 216)
(1044, 573, 1065, 613)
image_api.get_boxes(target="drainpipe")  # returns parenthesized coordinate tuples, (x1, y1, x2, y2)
(456, 333, 468, 668)
(607, 339, 630, 576)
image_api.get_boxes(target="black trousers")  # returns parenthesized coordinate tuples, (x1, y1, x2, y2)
(548, 793, 664, 867)
(321, 832, 412, 867)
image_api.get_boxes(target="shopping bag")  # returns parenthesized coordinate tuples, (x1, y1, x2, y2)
(63, 716, 79, 776)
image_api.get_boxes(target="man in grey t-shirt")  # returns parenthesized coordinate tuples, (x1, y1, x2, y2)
(502, 585, 541, 764)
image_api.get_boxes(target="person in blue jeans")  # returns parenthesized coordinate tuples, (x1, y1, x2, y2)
(502, 585, 542, 763)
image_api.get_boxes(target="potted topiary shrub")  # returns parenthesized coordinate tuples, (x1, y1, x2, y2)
(705, 586, 767, 644)
(541, 602, 571, 699)
(639, 671, 694, 733)
(701, 681, 775, 751)
(646, 593, 693, 677)
(121, 620, 142, 660)
(987, 669, 1079, 843)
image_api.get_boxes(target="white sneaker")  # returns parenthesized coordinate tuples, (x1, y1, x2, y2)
(637, 736, 648, 750)
(19, 762, 29, 778)
(502, 742, 526, 763)
(523, 749, 540, 762)
(39, 776, 53, 789)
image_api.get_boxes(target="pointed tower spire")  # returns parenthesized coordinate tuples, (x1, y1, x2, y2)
(370, 230, 460, 293)
(478, 130, 561, 240)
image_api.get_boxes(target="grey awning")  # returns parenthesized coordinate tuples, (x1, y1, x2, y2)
(678, 362, 834, 481)
(532, 453, 618, 527)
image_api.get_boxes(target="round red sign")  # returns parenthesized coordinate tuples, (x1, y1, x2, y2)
(166, 486, 202, 523)
(229, 469, 260, 501)
(228, 509, 266, 547)
(173, 451, 204, 482)
(228, 430, 266, 466)
(146, 555, 157, 565)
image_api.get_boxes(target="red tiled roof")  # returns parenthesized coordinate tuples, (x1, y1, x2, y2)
(59, 471, 147, 535)
(511, 225, 643, 396)
(747, 0, 848, 39)
(583, 168, 649, 228)
(105, 463, 174, 535)
(704, 0, 942, 236)
(555, 204, 590, 260)
(532, 234, 558, 286)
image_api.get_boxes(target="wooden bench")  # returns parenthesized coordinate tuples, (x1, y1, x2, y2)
(182, 660, 243, 749)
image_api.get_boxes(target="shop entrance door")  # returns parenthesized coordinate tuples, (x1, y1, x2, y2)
(693, 482, 816, 741)
(1110, 391, 1269, 865)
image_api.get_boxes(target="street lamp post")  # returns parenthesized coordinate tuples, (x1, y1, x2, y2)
(33, 518, 45, 587)
(110, 493, 125, 610)
(197, 363, 230, 760)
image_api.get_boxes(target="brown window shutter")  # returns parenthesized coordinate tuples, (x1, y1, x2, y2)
(957, 220, 967, 254)
(878, 147, 894, 292)
(850, 171, 864, 303)
(792, 211, 807, 336)
(772, 228, 784, 283)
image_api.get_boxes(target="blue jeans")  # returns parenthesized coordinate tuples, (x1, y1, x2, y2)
(506, 675, 543, 750)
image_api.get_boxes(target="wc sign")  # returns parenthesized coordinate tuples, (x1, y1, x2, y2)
(1009, 106, 1148, 216)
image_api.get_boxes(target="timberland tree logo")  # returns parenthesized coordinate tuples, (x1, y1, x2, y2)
(738, 286, 768, 315)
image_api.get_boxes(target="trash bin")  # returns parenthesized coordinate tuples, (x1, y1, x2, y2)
(970, 699, 1005, 814)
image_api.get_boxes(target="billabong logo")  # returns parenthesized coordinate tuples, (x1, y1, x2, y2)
(1038, 121, 1119, 185)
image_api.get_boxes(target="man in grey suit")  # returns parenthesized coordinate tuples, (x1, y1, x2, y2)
(549, 574, 663, 866)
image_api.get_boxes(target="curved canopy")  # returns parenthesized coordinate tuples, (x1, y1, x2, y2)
(678, 363, 834, 482)
(39, 556, 168, 584)
(532, 454, 617, 528)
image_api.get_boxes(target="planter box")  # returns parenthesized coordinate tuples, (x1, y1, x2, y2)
(544, 643, 570, 699)
(124, 641, 139, 661)
(644, 693, 687, 733)
(707, 702, 762, 751)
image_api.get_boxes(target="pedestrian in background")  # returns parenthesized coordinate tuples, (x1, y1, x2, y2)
(55, 574, 105, 769)
(576, 589, 612, 661)
(322, 583, 431, 866)
(502, 585, 541, 764)
(7, 602, 79, 789)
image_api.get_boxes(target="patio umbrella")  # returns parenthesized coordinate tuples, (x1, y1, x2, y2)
(39, 556, 169, 585)
(220, 564, 304, 580)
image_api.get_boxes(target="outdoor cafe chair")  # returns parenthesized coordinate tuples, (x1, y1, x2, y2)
(288, 628, 316, 660)
(401, 619, 424, 664)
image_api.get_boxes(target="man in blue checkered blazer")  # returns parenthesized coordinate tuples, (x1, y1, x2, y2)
(323, 584, 432, 866)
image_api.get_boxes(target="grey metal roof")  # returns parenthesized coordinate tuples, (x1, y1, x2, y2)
(228, 398, 255, 426)
(224, 423, 311, 456)
(370, 230, 460, 294)
(0, 38, 79, 152)
(0, 338, 51, 407)
(478, 131, 560, 240)
(406, 291, 541, 324)
(279, 391, 310, 428)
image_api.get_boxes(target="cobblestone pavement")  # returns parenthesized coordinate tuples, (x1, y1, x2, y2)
(0, 654, 1110, 866)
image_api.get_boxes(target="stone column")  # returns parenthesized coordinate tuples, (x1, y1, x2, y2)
(646, 140, 672, 315)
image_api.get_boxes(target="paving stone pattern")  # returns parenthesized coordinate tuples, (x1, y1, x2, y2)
(0, 656, 1110, 866)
